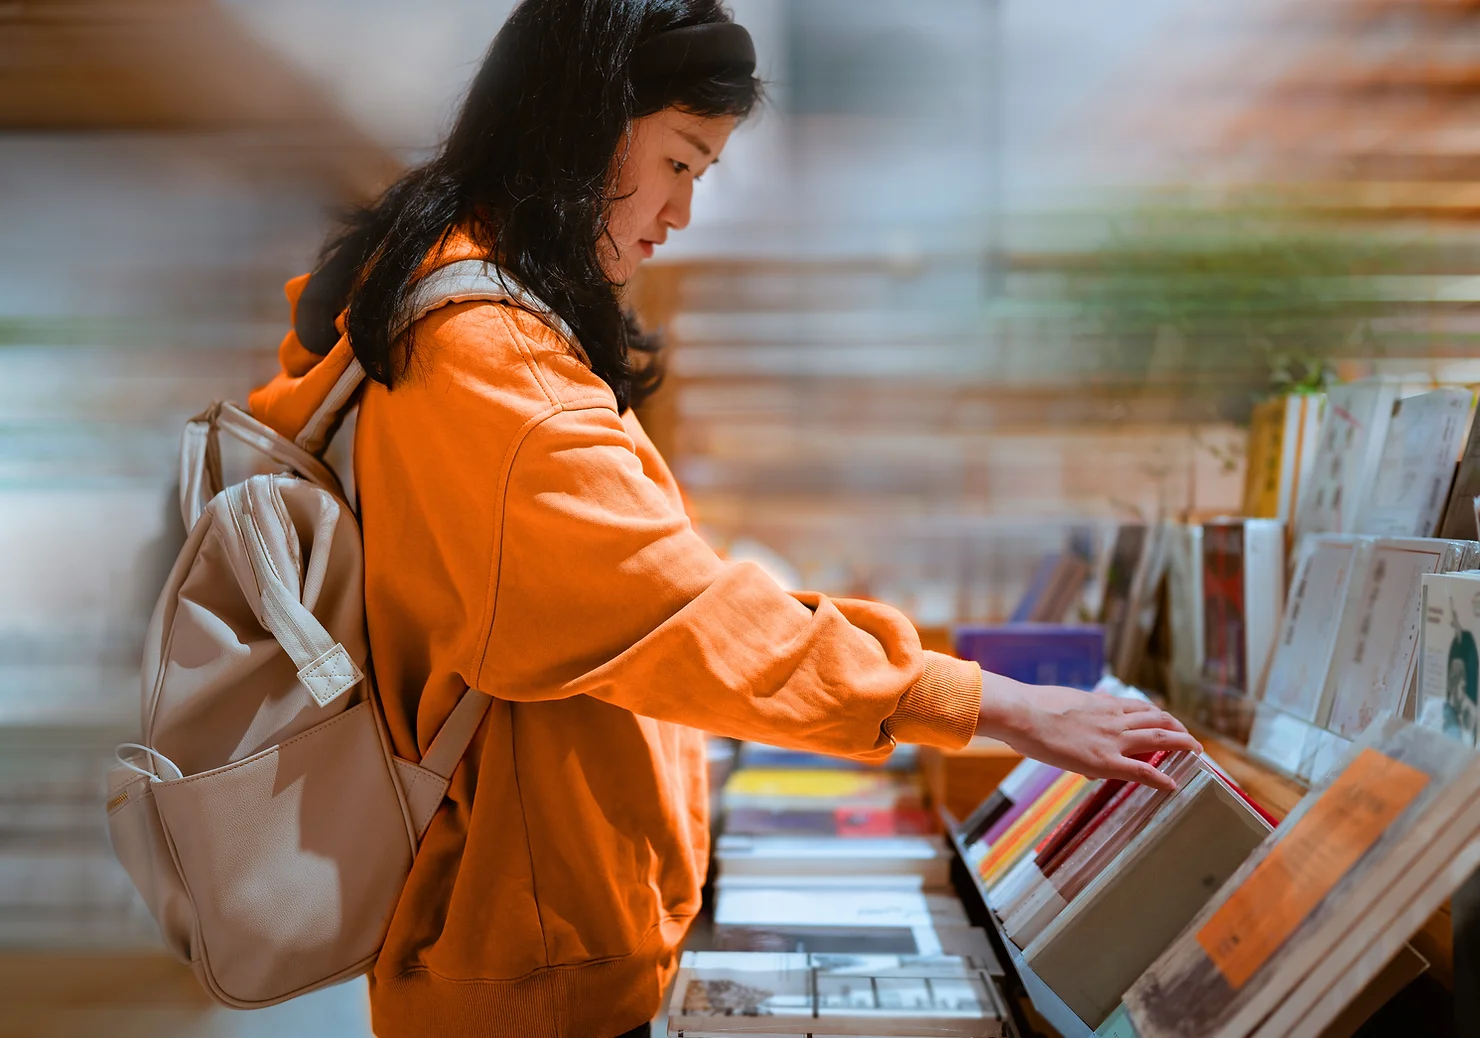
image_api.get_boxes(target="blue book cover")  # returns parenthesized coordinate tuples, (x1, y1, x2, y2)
(954, 623, 1106, 690)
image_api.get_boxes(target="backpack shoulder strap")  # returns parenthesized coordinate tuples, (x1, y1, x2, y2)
(402, 259, 573, 343)
(292, 261, 572, 458)
(419, 687, 494, 780)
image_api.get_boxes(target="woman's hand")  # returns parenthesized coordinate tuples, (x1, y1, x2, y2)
(977, 672, 1202, 792)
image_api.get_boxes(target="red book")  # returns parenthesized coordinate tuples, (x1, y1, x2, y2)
(1038, 751, 1174, 877)
(1032, 751, 1170, 869)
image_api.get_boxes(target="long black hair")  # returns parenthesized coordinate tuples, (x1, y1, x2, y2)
(294, 0, 761, 411)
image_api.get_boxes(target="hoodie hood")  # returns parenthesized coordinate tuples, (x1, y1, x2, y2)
(247, 233, 492, 450)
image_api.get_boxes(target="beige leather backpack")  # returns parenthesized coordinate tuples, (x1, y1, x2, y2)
(105, 262, 557, 1008)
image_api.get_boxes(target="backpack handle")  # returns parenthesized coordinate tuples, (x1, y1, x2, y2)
(180, 402, 345, 530)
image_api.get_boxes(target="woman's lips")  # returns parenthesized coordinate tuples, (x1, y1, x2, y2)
(638, 240, 655, 258)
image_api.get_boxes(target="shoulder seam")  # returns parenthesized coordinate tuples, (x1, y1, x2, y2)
(468, 400, 563, 688)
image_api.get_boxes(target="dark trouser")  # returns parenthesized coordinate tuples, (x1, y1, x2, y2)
(614, 1026, 651, 1038)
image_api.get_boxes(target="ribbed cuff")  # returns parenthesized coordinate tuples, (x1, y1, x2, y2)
(884, 651, 982, 750)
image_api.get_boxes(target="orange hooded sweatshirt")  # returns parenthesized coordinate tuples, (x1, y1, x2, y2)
(247, 236, 983, 1038)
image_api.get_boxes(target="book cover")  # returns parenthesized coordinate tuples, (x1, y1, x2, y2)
(1202, 521, 1249, 692)
(973, 762, 1065, 851)
(1355, 388, 1472, 538)
(1026, 771, 1272, 1029)
(1004, 757, 1198, 950)
(1324, 539, 1455, 739)
(1292, 379, 1400, 544)
(1166, 523, 1205, 701)
(1241, 397, 1286, 520)
(714, 834, 950, 884)
(669, 953, 1004, 1036)
(1278, 392, 1326, 531)
(1416, 571, 1480, 747)
(723, 806, 935, 838)
(953, 624, 1106, 691)
(977, 773, 1090, 889)
(1098, 525, 1149, 669)
(1125, 717, 1480, 1038)
(1438, 390, 1480, 539)
(1258, 535, 1366, 722)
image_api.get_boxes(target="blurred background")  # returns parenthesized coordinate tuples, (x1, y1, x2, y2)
(5, 0, 1480, 1033)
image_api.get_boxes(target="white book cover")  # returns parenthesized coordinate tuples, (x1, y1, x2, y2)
(1356, 388, 1473, 538)
(1246, 706, 1315, 778)
(669, 953, 1002, 1036)
(716, 835, 944, 861)
(714, 874, 931, 893)
(1325, 539, 1456, 738)
(1279, 393, 1327, 529)
(1417, 571, 1480, 746)
(1259, 535, 1367, 721)
(1439, 393, 1480, 540)
(715, 835, 950, 882)
(713, 889, 968, 958)
(1242, 519, 1287, 698)
(1293, 380, 1401, 544)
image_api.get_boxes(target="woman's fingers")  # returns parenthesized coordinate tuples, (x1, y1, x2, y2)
(1100, 756, 1177, 792)
(1121, 707, 1189, 734)
(1120, 725, 1202, 756)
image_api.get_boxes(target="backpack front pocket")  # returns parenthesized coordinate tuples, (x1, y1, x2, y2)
(150, 701, 414, 1007)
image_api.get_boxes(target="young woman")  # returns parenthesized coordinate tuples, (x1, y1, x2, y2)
(249, 1, 1199, 1034)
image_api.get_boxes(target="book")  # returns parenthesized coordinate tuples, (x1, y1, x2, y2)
(735, 742, 919, 773)
(721, 769, 924, 812)
(1011, 551, 1091, 624)
(1125, 716, 1480, 1038)
(957, 758, 1060, 847)
(713, 835, 951, 886)
(998, 754, 1199, 949)
(1416, 570, 1480, 746)
(1292, 378, 1401, 545)
(713, 888, 970, 958)
(1256, 535, 1370, 722)
(965, 763, 1065, 864)
(1438, 390, 1480, 539)
(1098, 524, 1149, 672)
(667, 952, 1006, 1036)
(953, 624, 1105, 691)
(1201, 519, 1285, 696)
(1355, 388, 1472, 538)
(1165, 522, 1205, 704)
(713, 873, 935, 893)
(1324, 538, 1467, 739)
(976, 772, 1091, 889)
(1113, 523, 1172, 684)
(1023, 768, 1273, 1029)
(1240, 397, 1286, 519)
(723, 806, 936, 839)
(1277, 392, 1326, 533)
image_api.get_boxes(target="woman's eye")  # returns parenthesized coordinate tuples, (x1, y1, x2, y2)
(670, 160, 690, 175)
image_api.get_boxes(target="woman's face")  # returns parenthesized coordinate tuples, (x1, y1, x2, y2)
(603, 107, 736, 284)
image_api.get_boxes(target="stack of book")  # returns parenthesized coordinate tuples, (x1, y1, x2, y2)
(668, 952, 1009, 1036)
(720, 758, 933, 839)
(679, 740, 1010, 1036)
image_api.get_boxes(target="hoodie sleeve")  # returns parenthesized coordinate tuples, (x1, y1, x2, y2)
(472, 401, 982, 760)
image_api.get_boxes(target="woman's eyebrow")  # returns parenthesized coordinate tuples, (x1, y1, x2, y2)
(675, 128, 713, 157)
